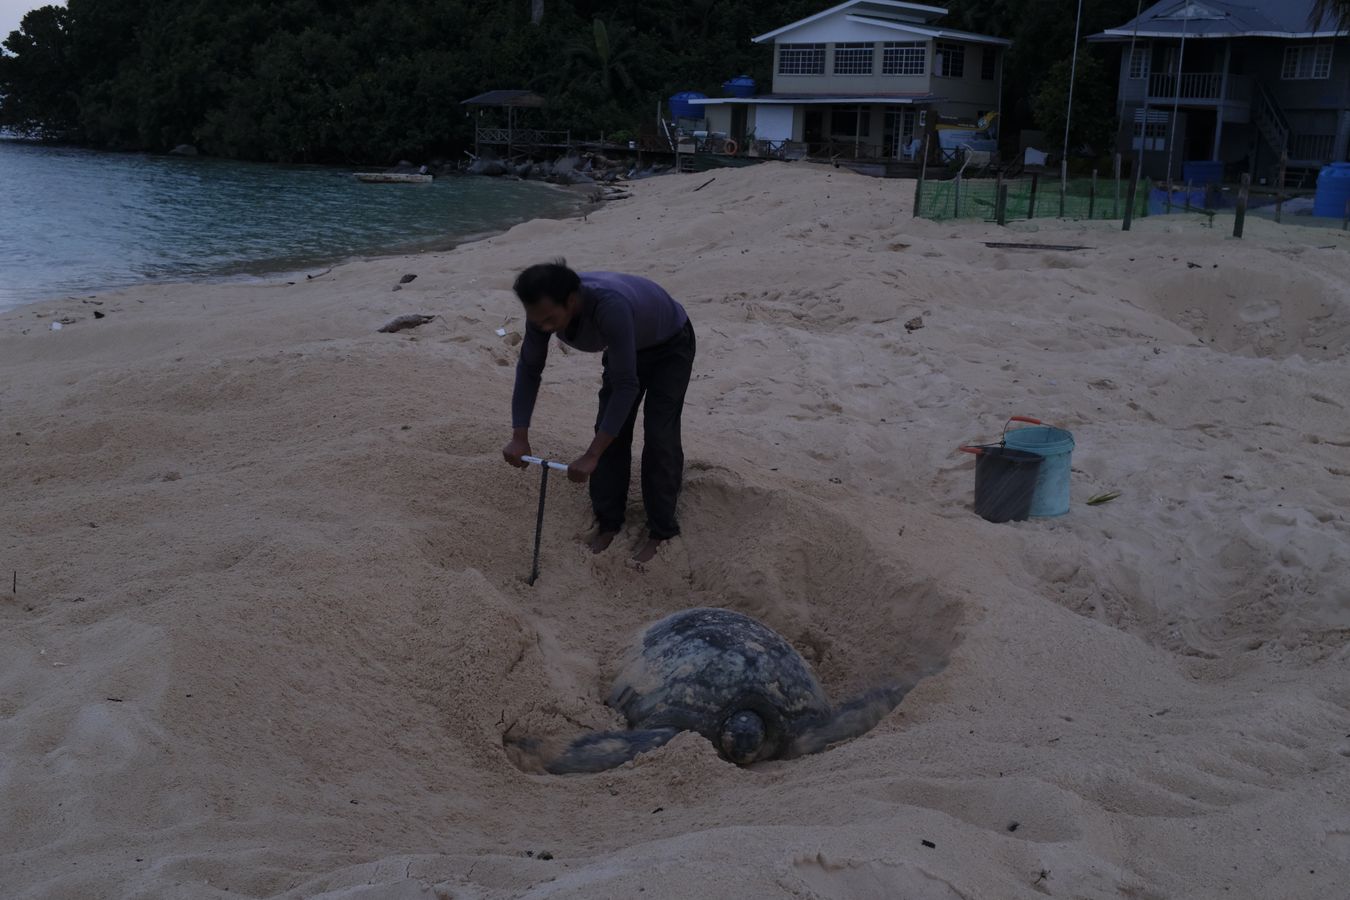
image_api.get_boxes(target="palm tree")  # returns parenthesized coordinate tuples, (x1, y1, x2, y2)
(563, 19, 638, 99)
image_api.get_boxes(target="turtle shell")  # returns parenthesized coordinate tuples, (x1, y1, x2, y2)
(606, 608, 832, 760)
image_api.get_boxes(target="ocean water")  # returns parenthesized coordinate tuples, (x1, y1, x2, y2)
(0, 140, 583, 311)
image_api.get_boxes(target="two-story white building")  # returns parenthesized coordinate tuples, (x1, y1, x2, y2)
(690, 0, 1010, 161)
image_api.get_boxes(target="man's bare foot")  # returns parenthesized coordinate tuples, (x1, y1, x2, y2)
(632, 536, 665, 564)
(589, 530, 619, 554)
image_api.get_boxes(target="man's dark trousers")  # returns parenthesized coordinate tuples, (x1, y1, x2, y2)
(590, 321, 696, 539)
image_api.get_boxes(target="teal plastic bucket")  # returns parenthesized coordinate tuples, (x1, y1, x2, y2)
(1001, 417, 1074, 517)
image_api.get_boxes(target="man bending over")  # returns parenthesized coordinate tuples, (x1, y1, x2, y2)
(503, 261, 696, 564)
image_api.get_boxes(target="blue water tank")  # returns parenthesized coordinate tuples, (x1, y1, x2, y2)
(1181, 160, 1224, 186)
(1313, 162, 1350, 217)
(721, 75, 756, 98)
(669, 91, 708, 121)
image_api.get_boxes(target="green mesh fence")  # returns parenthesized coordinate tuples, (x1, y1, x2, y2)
(917, 176, 1153, 222)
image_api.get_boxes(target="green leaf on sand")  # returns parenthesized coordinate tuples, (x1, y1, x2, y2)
(1086, 491, 1121, 506)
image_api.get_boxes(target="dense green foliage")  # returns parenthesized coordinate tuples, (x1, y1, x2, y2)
(1, 0, 1149, 162)
(1031, 52, 1116, 156)
(1, 0, 824, 160)
(946, 0, 1147, 149)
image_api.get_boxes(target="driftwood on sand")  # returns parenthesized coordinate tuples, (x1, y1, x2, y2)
(377, 314, 436, 333)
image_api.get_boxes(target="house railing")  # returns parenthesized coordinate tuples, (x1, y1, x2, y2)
(1147, 72, 1251, 104)
(1290, 133, 1336, 163)
(805, 141, 893, 160)
(475, 127, 571, 147)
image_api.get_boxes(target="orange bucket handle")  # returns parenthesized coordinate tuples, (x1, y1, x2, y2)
(1003, 415, 1054, 443)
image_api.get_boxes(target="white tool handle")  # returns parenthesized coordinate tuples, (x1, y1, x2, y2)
(521, 455, 569, 472)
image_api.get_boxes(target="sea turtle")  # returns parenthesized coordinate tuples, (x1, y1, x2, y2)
(512, 607, 910, 774)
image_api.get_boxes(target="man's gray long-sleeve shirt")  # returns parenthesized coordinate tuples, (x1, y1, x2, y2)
(511, 271, 689, 436)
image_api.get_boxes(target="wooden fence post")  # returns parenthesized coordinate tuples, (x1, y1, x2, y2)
(1234, 172, 1250, 239)
(1059, 160, 1067, 217)
(912, 134, 930, 218)
(1117, 161, 1139, 234)
(1275, 151, 1287, 223)
(1113, 153, 1122, 218)
(1123, 164, 1138, 231)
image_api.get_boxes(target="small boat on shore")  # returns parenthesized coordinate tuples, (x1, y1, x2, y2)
(354, 172, 433, 184)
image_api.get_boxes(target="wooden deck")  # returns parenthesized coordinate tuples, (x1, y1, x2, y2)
(831, 159, 925, 179)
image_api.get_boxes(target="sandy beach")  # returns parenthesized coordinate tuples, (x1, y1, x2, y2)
(2, 162, 1349, 899)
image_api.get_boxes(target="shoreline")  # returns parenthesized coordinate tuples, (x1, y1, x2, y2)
(0, 140, 597, 314)
(28, 197, 592, 308)
(2, 181, 594, 315)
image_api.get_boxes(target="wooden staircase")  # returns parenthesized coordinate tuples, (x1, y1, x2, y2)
(1252, 82, 1331, 186)
(1253, 81, 1290, 161)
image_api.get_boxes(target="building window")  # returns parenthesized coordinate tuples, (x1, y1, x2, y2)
(882, 42, 926, 75)
(1132, 116, 1168, 151)
(1282, 44, 1333, 80)
(1127, 45, 1150, 79)
(981, 47, 997, 80)
(833, 42, 874, 75)
(779, 43, 825, 75)
(830, 105, 871, 137)
(935, 41, 965, 78)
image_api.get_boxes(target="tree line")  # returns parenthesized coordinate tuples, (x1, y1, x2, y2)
(0, 1, 1197, 164)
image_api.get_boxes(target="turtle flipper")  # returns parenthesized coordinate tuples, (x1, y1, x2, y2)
(541, 727, 682, 774)
(785, 683, 911, 758)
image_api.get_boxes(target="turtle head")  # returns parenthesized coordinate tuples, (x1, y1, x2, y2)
(718, 710, 767, 765)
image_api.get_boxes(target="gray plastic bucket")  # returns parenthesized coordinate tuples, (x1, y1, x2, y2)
(1001, 417, 1074, 517)
(959, 444, 1043, 523)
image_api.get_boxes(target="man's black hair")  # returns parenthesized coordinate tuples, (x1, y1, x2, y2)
(514, 259, 579, 307)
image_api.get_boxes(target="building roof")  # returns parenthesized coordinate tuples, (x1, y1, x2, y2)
(753, 0, 949, 43)
(844, 14, 1012, 45)
(689, 92, 942, 106)
(1089, 1, 1347, 42)
(460, 90, 547, 108)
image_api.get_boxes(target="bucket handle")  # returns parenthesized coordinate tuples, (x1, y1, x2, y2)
(1002, 415, 1051, 443)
